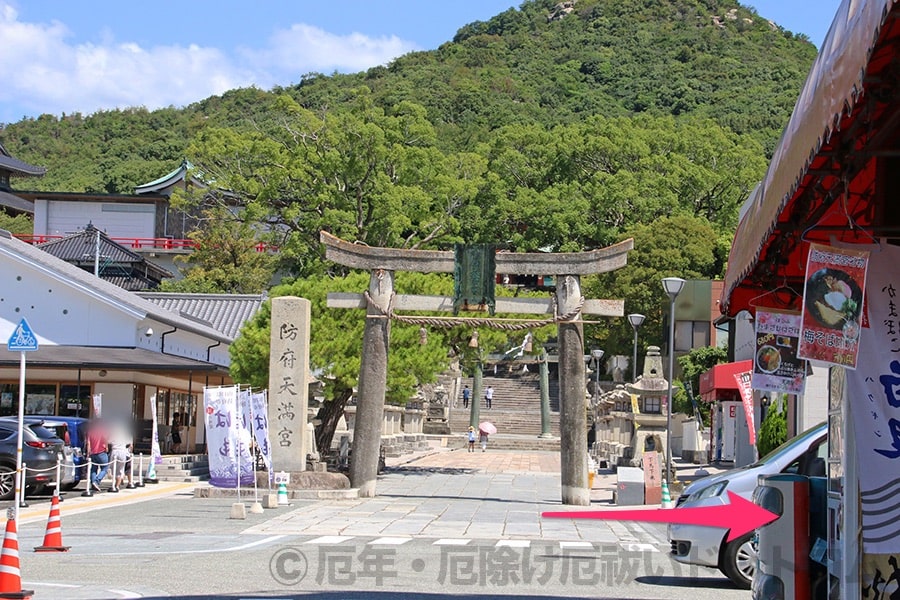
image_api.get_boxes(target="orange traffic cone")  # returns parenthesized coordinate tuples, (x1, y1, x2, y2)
(0, 512, 34, 599)
(34, 492, 69, 552)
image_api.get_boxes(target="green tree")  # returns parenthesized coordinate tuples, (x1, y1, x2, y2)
(159, 204, 276, 294)
(0, 210, 33, 235)
(757, 398, 788, 456)
(674, 345, 728, 425)
(230, 272, 456, 452)
(582, 214, 723, 359)
(186, 91, 487, 279)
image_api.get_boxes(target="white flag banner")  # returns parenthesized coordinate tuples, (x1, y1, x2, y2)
(92, 393, 102, 418)
(845, 243, 900, 553)
(149, 393, 162, 468)
(237, 389, 255, 479)
(250, 391, 273, 481)
(204, 385, 253, 488)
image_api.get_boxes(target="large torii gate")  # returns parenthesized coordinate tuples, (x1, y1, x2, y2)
(321, 231, 633, 505)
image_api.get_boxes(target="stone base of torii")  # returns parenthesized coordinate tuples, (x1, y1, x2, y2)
(320, 232, 633, 505)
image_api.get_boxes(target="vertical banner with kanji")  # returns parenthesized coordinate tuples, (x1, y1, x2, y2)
(799, 243, 869, 368)
(753, 309, 807, 395)
(204, 385, 253, 488)
(845, 243, 900, 553)
(236, 388, 256, 480)
(149, 393, 162, 468)
(250, 390, 273, 483)
(733, 371, 756, 445)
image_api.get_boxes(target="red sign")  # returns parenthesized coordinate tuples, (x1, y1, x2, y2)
(733, 371, 756, 445)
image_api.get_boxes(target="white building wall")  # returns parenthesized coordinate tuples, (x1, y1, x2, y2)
(798, 364, 829, 431)
(93, 382, 134, 422)
(41, 200, 155, 239)
(0, 259, 138, 346)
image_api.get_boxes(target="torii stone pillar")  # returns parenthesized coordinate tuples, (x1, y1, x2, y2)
(321, 231, 633, 502)
(349, 269, 393, 497)
(556, 275, 589, 505)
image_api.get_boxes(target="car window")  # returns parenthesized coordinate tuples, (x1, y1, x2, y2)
(782, 436, 827, 476)
(754, 423, 827, 467)
(30, 424, 61, 441)
(0, 426, 14, 441)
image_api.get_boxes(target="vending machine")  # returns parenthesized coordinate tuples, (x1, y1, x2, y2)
(752, 473, 828, 600)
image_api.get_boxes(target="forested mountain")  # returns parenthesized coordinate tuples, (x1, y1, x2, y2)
(0, 0, 820, 367)
(1, 0, 815, 194)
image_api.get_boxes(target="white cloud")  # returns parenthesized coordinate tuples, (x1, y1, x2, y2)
(0, 3, 417, 123)
(243, 23, 419, 75)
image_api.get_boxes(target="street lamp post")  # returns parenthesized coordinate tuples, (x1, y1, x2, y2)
(662, 277, 685, 485)
(627, 313, 645, 383)
(591, 349, 605, 403)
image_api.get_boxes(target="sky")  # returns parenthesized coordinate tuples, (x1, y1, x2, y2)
(0, 0, 844, 125)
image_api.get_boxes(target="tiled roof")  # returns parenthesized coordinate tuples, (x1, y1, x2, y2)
(0, 143, 46, 177)
(36, 225, 172, 288)
(0, 190, 33, 213)
(0, 230, 232, 344)
(137, 292, 266, 339)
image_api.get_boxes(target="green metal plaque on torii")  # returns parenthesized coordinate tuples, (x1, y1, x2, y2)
(453, 244, 496, 315)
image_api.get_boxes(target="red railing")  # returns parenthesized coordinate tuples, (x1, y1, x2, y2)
(14, 235, 272, 253)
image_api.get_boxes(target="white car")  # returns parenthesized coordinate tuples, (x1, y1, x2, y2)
(667, 422, 827, 588)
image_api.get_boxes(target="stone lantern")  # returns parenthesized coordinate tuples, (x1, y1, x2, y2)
(623, 345, 669, 467)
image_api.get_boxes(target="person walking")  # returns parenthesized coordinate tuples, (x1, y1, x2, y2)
(462, 385, 471, 409)
(484, 385, 493, 409)
(467, 426, 476, 452)
(109, 423, 132, 492)
(479, 429, 489, 452)
(86, 419, 110, 492)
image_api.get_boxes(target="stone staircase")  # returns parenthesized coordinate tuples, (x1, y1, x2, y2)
(152, 454, 210, 482)
(449, 372, 561, 437)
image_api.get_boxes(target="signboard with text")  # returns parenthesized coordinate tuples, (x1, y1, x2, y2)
(798, 243, 869, 368)
(752, 309, 806, 395)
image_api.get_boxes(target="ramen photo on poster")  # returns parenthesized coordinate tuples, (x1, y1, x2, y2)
(798, 243, 870, 369)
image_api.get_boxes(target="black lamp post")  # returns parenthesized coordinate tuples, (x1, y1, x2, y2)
(662, 277, 685, 484)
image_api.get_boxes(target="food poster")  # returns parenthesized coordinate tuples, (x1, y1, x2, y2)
(752, 309, 807, 395)
(798, 243, 870, 368)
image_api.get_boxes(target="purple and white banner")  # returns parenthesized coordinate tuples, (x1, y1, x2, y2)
(845, 243, 900, 553)
(149, 393, 162, 468)
(250, 391, 273, 481)
(204, 385, 254, 488)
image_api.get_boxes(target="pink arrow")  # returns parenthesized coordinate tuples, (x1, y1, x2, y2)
(542, 491, 779, 542)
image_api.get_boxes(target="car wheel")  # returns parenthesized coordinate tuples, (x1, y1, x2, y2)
(721, 531, 756, 589)
(0, 465, 14, 501)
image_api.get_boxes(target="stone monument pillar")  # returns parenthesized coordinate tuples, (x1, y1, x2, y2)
(267, 296, 311, 472)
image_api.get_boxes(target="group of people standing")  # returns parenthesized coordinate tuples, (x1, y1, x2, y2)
(460, 385, 493, 409)
(85, 419, 134, 492)
(467, 426, 489, 452)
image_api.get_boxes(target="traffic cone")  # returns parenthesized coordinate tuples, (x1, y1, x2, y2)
(0, 512, 34, 599)
(661, 480, 674, 509)
(277, 482, 289, 506)
(34, 493, 70, 552)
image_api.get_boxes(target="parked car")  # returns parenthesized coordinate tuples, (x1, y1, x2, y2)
(667, 422, 827, 589)
(33, 416, 89, 491)
(0, 416, 72, 500)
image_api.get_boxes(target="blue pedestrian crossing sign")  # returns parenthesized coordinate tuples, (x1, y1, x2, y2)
(7, 318, 38, 352)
